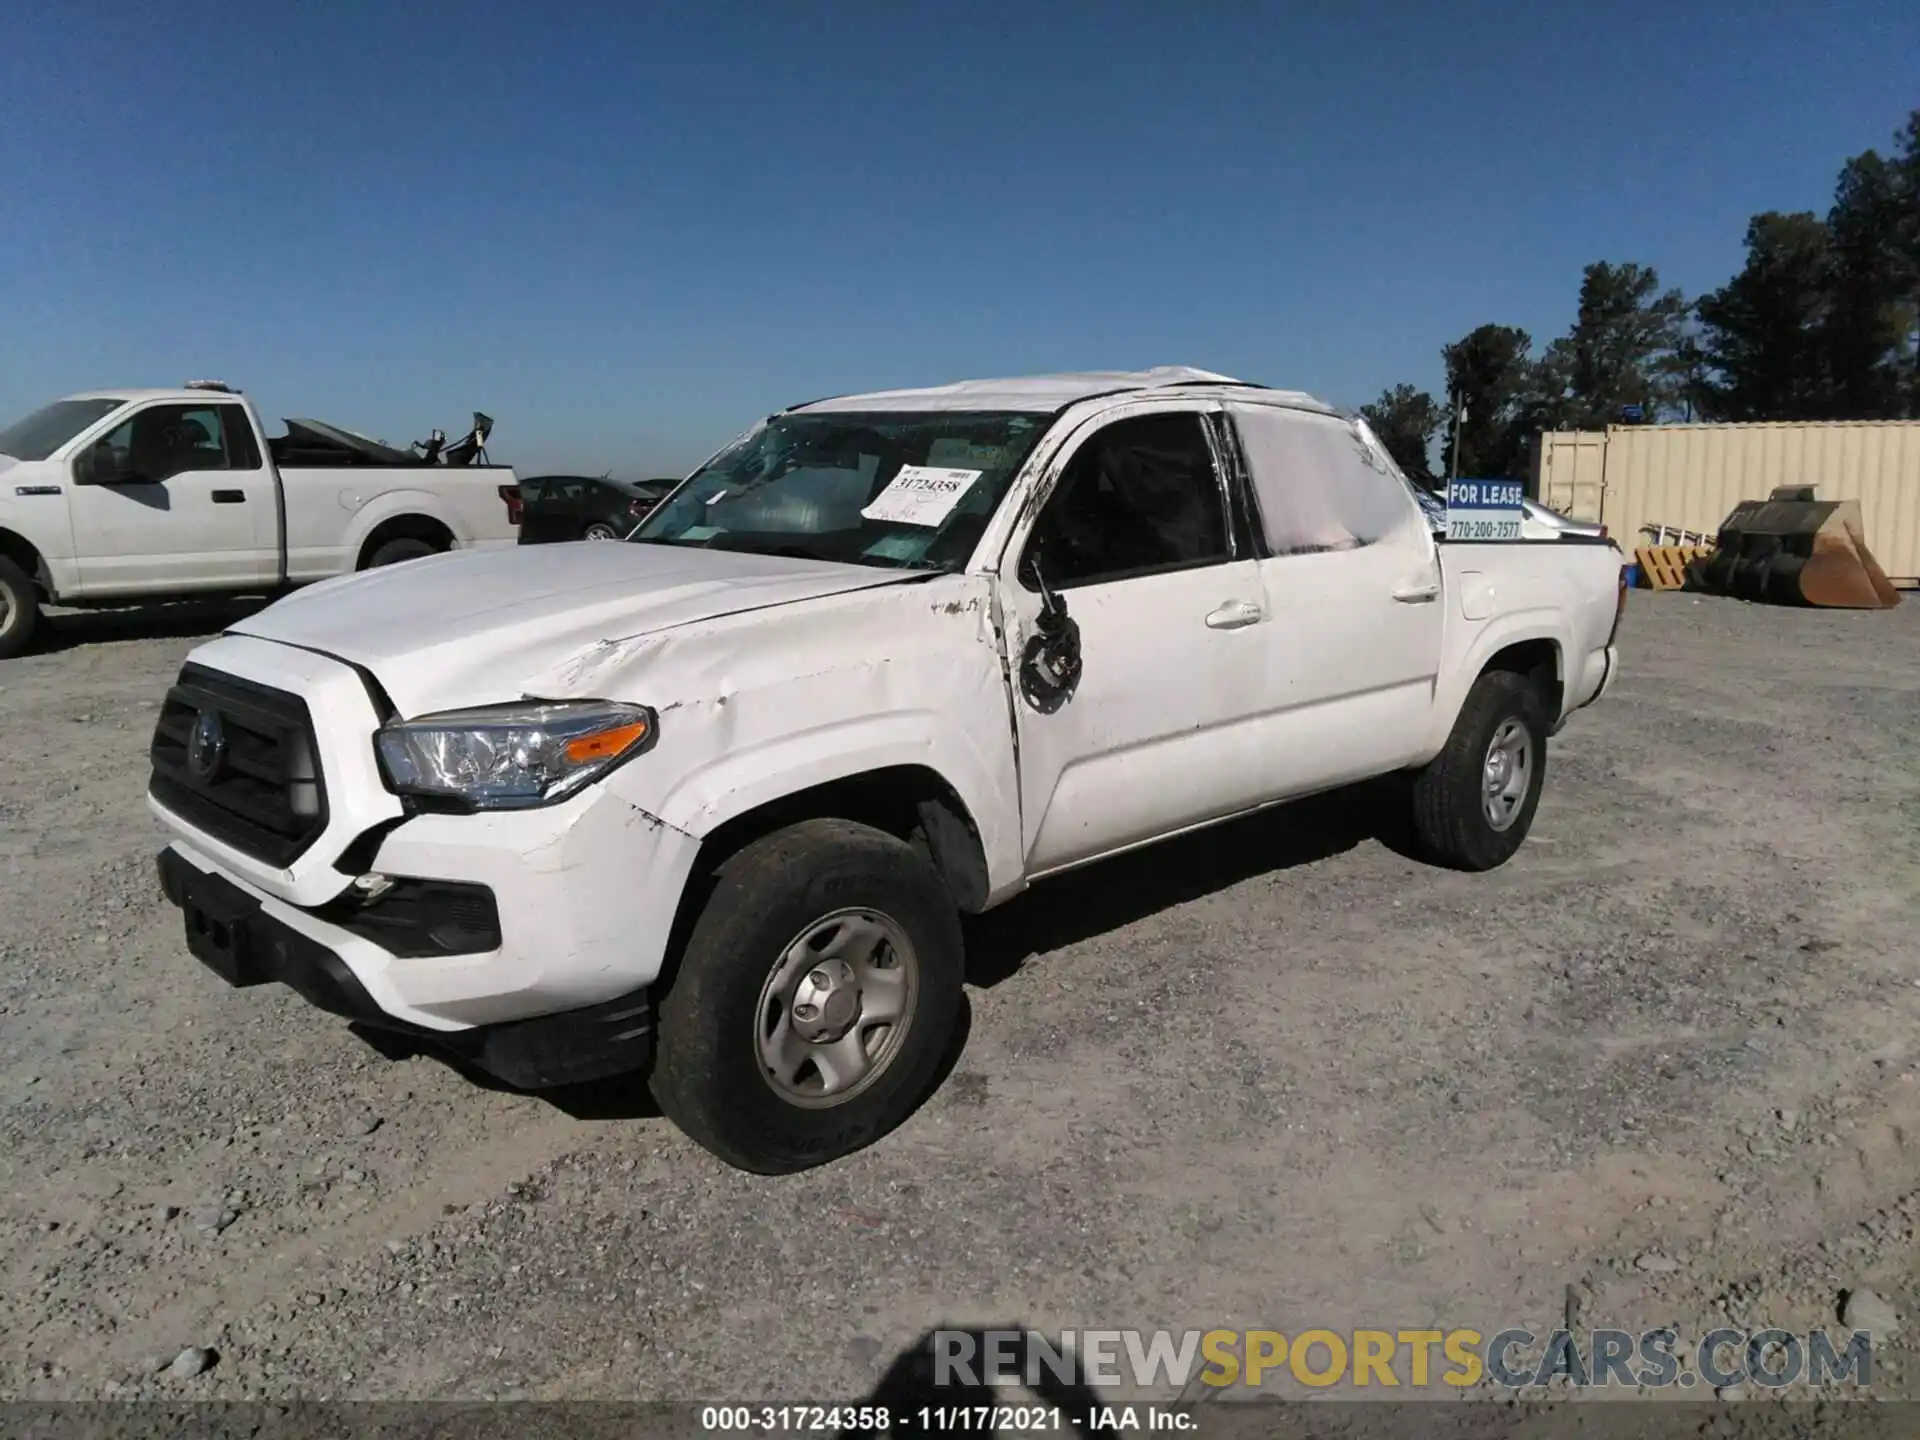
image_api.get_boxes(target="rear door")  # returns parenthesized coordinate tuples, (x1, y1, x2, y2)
(66, 401, 278, 594)
(997, 402, 1275, 874)
(1224, 402, 1444, 789)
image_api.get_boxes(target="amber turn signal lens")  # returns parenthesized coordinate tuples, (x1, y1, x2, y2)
(564, 720, 650, 765)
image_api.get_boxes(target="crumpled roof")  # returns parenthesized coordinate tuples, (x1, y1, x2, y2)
(794, 366, 1326, 415)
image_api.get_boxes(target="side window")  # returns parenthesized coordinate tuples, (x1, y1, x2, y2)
(117, 404, 237, 483)
(1025, 412, 1229, 589)
(217, 407, 262, 469)
(1230, 405, 1420, 557)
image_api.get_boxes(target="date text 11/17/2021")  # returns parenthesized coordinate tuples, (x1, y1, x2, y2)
(698, 1404, 1196, 1432)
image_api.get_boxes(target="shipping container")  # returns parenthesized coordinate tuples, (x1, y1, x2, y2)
(1531, 421, 1920, 586)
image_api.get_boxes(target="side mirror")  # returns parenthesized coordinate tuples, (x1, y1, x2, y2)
(78, 441, 151, 485)
(1021, 542, 1069, 626)
(1017, 540, 1082, 714)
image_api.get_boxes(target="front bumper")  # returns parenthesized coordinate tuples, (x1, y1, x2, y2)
(157, 847, 652, 1089)
(146, 633, 703, 1050)
(1581, 642, 1619, 708)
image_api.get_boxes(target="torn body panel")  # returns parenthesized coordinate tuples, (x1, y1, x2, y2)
(546, 572, 1026, 904)
(238, 550, 1022, 900)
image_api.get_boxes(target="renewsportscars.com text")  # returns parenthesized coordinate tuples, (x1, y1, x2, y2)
(933, 1327, 1874, 1391)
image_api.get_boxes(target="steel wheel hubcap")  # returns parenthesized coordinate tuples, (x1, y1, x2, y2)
(1482, 718, 1532, 832)
(755, 908, 917, 1108)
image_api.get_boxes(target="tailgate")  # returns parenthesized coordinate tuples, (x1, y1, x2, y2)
(439, 470, 521, 543)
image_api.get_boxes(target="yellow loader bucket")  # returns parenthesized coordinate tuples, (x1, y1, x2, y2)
(1690, 487, 1901, 610)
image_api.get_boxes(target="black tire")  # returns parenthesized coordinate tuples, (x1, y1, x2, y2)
(0, 556, 43, 660)
(1410, 669, 1548, 872)
(582, 521, 619, 541)
(651, 818, 965, 1174)
(365, 536, 440, 569)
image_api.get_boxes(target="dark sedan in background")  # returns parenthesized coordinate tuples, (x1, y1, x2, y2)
(515, 474, 680, 543)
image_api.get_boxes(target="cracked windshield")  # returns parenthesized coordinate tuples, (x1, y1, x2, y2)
(629, 411, 1047, 570)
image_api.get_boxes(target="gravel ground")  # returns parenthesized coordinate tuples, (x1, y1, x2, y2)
(2, 590, 1918, 1410)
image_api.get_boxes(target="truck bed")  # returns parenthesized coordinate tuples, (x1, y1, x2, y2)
(1433, 536, 1624, 742)
(277, 465, 521, 582)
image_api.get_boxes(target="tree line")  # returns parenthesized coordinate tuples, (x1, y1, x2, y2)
(1361, 108, 1920, 484)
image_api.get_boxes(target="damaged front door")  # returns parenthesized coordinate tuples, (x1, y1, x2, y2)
(997, 404, 1271, 875)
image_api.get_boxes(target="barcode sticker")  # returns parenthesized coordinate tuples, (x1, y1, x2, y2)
(859, 466, 983, 528)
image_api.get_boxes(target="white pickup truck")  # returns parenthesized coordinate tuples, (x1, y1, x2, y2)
(147, 368, 1625, 1173)
(0, 384, 521, 657)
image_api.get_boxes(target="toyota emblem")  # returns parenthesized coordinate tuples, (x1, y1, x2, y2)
(186, 709, 227, 780)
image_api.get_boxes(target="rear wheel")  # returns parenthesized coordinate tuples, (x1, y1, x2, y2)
(650, 819, 964, 1174)
(0, 556, 43, 660)
(1410, 669, 1548, 871)
(582, 521, 619, 541)
(366, 536, 440, 568)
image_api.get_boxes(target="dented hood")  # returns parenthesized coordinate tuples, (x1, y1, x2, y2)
(228, 541, 927, 716)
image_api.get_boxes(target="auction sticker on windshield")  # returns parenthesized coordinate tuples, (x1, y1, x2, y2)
(861, 466, 982, 527)
(1445, 479, 1524, 542)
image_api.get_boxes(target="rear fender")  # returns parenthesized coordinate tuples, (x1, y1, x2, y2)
(342, 488, 467, 552)
(1422, 610, 1568, 756)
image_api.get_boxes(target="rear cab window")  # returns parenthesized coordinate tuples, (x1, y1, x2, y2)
(1226, 404, 1427, 557)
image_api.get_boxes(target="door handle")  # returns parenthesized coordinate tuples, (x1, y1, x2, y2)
(212, 490, 247, 504)
(1205, 600, 1264, 630)
(1392, 582, 1439, 603)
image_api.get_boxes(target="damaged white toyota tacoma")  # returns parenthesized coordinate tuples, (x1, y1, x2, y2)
(149, 368, 1626, 1173)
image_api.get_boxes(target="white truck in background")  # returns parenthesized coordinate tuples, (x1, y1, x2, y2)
(0, 383, 522, 658)
(146, 367, 1627, 1175)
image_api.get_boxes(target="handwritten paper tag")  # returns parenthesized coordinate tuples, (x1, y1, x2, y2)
(859, 466, 982, 528)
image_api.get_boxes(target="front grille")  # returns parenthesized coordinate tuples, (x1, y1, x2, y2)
(149, 665, 329, 867)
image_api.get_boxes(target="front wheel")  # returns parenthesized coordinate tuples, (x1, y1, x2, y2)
(0, 556, 43, 660)
(650, 819, 964, 1174)
(1410, 670, 1548, 871)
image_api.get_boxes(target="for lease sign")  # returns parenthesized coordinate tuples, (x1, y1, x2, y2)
(1445, 479, 1524, 542)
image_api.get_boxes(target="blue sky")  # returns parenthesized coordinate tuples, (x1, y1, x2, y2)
(3, 0, 1915, 475)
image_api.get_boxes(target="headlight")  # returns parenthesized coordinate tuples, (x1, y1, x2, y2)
(375, 701, 656, 810)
